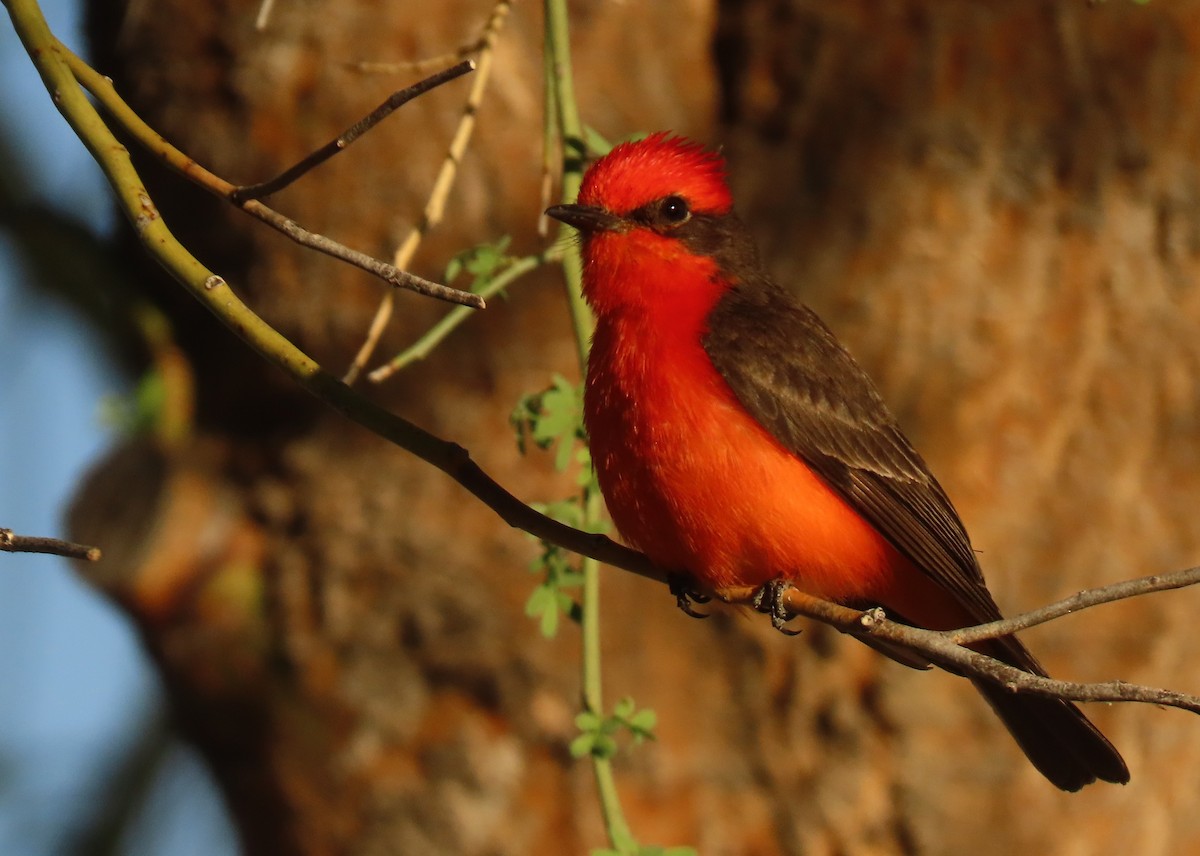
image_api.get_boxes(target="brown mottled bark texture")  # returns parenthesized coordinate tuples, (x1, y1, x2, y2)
(72, 1, 1200, 854)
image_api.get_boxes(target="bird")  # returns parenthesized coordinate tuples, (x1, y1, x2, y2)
(544, 132, 1129, 791)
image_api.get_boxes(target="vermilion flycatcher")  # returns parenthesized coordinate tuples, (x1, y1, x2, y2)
(546, 132, 1128, 791)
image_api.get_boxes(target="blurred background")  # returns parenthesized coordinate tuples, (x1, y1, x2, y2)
(1, 1, 236, 852)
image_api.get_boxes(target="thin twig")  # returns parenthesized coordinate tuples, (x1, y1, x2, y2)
(713, 583, 1200, 714)
(1, 528, 101, 562)
(232, 60, 475, 203)
(344, 0, 513, 384)
(56, 43, 483, 309)
(345, 43, 487, 77)
(948, 566, 1200, 644)
(254, 0, 276, 31)
(242, 203, 484, 306)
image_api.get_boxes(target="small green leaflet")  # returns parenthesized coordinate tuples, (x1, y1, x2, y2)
(444, 234, 514, 294)
(510, 373, 584, 471)
(570, 697, 659, 760)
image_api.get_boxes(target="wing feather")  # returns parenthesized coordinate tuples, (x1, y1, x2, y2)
(703, 277, 1002, 624)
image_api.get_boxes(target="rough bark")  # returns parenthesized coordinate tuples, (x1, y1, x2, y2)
(66, 1, 1200, 854)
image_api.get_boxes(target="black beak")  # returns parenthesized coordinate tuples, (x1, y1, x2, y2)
(545, 203, 624, 234)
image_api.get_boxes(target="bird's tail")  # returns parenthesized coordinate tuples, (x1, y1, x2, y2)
(971, 636, 1128, 791)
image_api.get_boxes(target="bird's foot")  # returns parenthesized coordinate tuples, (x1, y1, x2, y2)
(751, 578, 802, 636)
(668, 573, 711, 619)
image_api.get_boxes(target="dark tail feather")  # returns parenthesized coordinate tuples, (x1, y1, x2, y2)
(972, 638, 1129, 791)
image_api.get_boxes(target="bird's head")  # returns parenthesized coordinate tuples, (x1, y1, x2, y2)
(547, 133, 750, 319)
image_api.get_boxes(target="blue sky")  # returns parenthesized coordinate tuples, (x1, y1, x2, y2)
(2, 2, 238, 852)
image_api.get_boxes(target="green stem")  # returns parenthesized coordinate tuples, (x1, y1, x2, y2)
(545, 1, 636, 852)
(545, 0, 593, 370)
(581, 489, 633, 851)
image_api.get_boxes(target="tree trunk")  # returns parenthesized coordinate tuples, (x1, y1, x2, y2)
(71, 1, 1200, 854)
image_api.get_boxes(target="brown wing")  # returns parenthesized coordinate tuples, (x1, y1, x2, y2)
(702, 275, 1005, 625)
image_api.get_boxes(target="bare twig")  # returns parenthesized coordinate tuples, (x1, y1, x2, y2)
(344, 0, 513, 384)
(345, 46, 488, 77)
(56, 43, 483, 309)
(1, 528, 101, 562)
(254, 0, 276, 31)
(232, 60, 476, 203)
(713, 582, 1200, 714)
(239, 203, 483, 307)
(948, 566, 1200, 644)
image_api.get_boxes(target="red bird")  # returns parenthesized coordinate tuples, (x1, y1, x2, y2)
(546, 132, 1128, 790)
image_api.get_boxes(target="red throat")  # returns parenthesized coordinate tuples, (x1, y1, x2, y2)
(580, 229, 726, 321)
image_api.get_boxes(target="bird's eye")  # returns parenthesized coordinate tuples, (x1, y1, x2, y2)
(659, 195, 691, 225)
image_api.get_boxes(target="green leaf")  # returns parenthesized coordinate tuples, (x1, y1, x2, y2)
(524, 584, 554, 618)
(569, 733, 596, 759)
(465, 234, 512, 276)
(575, 711, 601, 731)
(574, 446, 594, 486)
(444, 234, 513, 291)
(539, 602, 559, 638)
(613, 697, 636, 718)
(533, 375, 579, 445)
(629, 709, 658, 734)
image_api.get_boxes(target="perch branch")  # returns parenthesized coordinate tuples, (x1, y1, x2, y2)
(713, 581, 1200, 714)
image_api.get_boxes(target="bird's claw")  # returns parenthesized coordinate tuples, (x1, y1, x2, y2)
(668, 573, 711, 619)
(752, 578, 802, 636)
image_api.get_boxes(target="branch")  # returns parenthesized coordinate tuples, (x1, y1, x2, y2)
(948, 566, 1200, 644)
(713, 581, 1200, 714)
(231, 60, 476, 203)
(1, 528, 101, 561)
